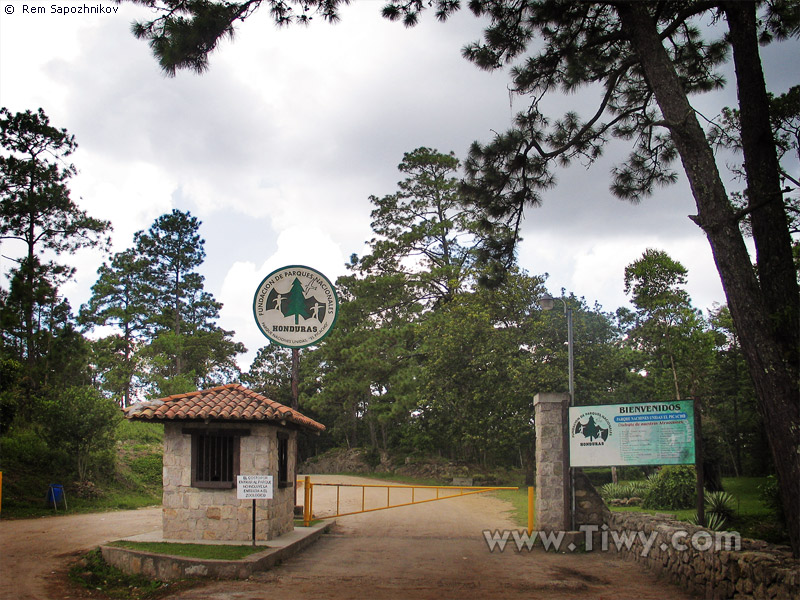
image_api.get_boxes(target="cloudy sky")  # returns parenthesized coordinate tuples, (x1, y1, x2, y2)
(1, 1, 796, 369)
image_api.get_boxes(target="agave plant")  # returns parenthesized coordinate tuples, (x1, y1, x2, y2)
(704, 490, 737, 520)
(622, 480, 651, 498)
(600, 482, 625, 500)
(689, 511, 728, 531)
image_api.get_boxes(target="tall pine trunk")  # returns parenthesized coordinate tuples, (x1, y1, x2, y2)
(618, 2, 800, 557)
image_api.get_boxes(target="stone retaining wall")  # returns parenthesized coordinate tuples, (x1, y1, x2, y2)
(573, 472, 799, 599)
(101, 521, 333, 581)
(605, 511, 799, 599)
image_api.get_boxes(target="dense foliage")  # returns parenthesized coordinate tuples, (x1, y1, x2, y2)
(272, 149, 770, 487)
(0, 109, 245, 501)
(642, 465, 697, 510)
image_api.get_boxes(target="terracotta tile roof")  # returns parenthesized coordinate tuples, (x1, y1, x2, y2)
(123, 383, 325, 432)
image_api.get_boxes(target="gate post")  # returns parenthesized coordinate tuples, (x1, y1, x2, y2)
(534, 392, 571, 532)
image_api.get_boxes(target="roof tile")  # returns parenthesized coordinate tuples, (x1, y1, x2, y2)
(123, 383, 325, 432)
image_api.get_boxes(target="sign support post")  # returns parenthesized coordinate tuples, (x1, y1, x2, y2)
(694, 397, 705, 527)
(237, 475, 274, 545)
(252, 499, 257, 546)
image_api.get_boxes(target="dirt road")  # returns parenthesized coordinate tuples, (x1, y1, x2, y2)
(173, 476, 693, 600)
(1, 476, 693, 599)
(0, 507, 161, 600)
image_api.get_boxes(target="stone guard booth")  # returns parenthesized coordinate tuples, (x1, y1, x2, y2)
(124, 383, 325, 542)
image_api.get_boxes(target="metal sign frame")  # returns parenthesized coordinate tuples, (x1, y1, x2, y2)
(569, 401, 695, 467)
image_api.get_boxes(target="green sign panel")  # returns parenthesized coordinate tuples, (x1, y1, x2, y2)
(568, 401, 695, 467)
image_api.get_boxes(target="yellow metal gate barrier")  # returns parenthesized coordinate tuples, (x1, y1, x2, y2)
(299, 476, 518, 526)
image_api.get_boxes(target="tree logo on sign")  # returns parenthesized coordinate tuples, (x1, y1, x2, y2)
(572, 412, 612, 445)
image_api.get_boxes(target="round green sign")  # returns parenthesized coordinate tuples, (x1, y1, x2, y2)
(253, 265, 339, 348)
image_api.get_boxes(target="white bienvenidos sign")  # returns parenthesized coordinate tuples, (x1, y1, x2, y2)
(237, 475, 274, 500)
(569, 401, 695, 467)
(253, 265, 339, 348)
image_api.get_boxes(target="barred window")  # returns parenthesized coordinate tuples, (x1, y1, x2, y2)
(188, 430, 247, 488)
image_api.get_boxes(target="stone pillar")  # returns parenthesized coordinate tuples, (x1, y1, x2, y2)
(534, 392, 570, 532)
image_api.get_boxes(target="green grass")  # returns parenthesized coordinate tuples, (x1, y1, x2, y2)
(1, 489, 161, 519)
(117, 420, 164, 444)
(492, 487, 532, 528)
(721, 477, 773, 517)
(109, 541, 264, 560)
(606, 476, 787, 544)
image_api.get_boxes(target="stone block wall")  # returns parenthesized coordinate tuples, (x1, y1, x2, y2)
(162, 422, 296, 542)
(571, 468, 798, 598)
(604, 511, 799, 599)
(574, 470, 610, 528)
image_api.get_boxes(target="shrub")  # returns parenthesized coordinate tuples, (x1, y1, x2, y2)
(642, 465, 696, 510)
(129, 453, 163, 486)
(758, 475, 785, 524)
(600, 482, 624, 500)
(39, 386, 121, 481)
(363, 447, 382, 469)
(689, 511, 728, 531)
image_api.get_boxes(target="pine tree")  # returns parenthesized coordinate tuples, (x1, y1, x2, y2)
(80, 249, 152, 406)
(284, 278, 310, 325)
(0, 107, 111, 365)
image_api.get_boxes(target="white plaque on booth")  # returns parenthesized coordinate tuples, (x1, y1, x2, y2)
(237, 475, 273, 499)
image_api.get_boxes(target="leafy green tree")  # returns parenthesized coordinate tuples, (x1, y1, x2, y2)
(305, 148, 483, 451)
(303, 270, 422, 451)
(135, 209, 205, 352)
(415, 271, 543, 465)
(39, 385, 121, 481)
(243, 344, 295, 405)
(0, 257, 92, 410)
(623, 249, 713, 401)
(0, 107, 111, 365)
(359, 147, 480, 306)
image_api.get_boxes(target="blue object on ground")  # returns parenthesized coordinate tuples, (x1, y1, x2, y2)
(47, 484, 64, 507)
